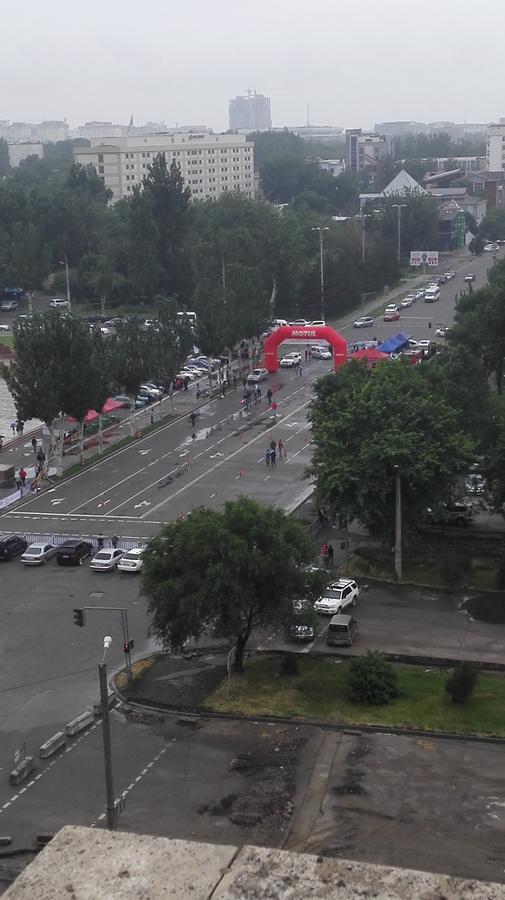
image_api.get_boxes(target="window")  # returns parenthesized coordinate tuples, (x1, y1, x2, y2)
(98, 153, 104, 163)
(98, 166, 104, 174)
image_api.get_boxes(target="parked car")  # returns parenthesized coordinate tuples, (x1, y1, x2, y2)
(247, 368, 269, 383)
(0, 533, 28, 560)
(287, 600, 315, 642)
(140, 383, 162, 398)
(289, 319, 309, 327)
(49, 298, 69, 309)
(311, 345, 332, 359)
(314, 578, 359, 615)
(0, 300, 18, 311)
(309, 319, 326, 326)
(56, 539, 93, 566)
(444, 271, 456, 280)
(280, 351, 302, 367)
(414, 288, 425, 300)
(435, 325, 450, 337)
(383, 308, 400, 322)
(484, 243, 499, 252)
(424, 287, 440, 303)
(90, 548, 125, 571)
(417, 339, 432, 355)
(0, 323, 10, 331)
(112, 394, 131, 407)
(352, 316, 374, 328)
(117, 547, 144, 573)
(426, 502, 473, 527)
(464, 273, 475, 282)
(21, 542, 57, 566)
(86, 314, 107, 324)
(326, 614, 359, 647)
(400, 294, 415, 308)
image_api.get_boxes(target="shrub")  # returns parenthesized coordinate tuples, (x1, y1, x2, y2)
(445, 662, 479, 704)
(439, 552, 471, 589)
(346, 651, 398, 705)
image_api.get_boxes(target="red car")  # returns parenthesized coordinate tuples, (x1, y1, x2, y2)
(383, 309, 400, 321)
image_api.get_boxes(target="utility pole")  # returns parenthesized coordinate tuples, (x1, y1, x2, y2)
(361, 211, 366, 266)
(312, 226, 329, 320)
(222, 259, 226, 305)
(99, 638, 115, 830)
(392, 204, 406, 266)
(60, 252, 71, 314)
(394, 465, 402, 581)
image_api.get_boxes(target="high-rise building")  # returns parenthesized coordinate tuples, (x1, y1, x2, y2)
(486, 123, 505, 172)
(73, 131, 255, 203)
(229, 91, 271, 131)
(345, 129, 392, 179)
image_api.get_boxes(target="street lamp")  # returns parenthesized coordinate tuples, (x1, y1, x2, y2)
(59, 252, 71, 314)
(99, 635, 115, 830)
(391, 204, 407, 265)
(393, 465, 402, 581)
(312, 226, 330, 321)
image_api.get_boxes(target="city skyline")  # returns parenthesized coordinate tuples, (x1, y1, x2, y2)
(2, 0, 505, 132)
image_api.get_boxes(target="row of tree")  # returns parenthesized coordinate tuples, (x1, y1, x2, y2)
(2, 301, 193, 469)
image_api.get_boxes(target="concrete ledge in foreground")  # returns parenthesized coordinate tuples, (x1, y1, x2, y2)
(5, 825, 505, 898)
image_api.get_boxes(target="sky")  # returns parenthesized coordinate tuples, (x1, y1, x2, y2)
(2, 0, 505, 132)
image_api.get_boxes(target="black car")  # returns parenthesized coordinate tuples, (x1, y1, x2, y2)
(0, 533, 28, 560)
(86, 314, 107, 324)
(56, 539, 93, 566)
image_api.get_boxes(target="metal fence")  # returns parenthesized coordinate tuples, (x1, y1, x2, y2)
(20, 532, 148, 551)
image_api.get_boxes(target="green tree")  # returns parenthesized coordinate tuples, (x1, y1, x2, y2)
(142, 497, 320, 672)
(347, 651, 398, 705)
(59, 319, 110, 465)
(310, 360, 473, 542)
(151, 296, 194, 387)
(479, 209, 505, 242)
(379, 192, 439, 257)
(445, 662, 478, 704)
(0, 138, 11, 178)
(142, 155, 193, 301)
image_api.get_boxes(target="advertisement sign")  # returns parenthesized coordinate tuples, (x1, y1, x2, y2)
(410, 250, 439, 267)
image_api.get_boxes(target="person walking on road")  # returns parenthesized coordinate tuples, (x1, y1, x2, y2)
(265, 448, 270, 466)
(298, 363, 303, 377)
(270, 446, 277, 466)
(19, 467, 27, 487)
(327, 543, 334, 566)
(277, 438, 285, 459)
(270, 438, 277, 454)
(321, 541, 328, 566)
(266, 387, 273, 405)
(31, 436, 37, 453)
(10, 422, 16, 437)
(190, 411, 197, 428)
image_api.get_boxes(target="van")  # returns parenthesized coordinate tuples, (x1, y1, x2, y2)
(326, 614, 359, 647)
(424, 288, 440, 303)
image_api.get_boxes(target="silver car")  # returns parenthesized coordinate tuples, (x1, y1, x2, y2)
(21, 542, 57, 566)
(90, 548, 125, 571)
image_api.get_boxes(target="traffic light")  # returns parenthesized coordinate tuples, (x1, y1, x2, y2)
(73, 608, 85, 627)
(123, 639, 134, 653)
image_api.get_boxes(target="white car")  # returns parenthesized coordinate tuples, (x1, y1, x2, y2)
(417, 339, 431, 354)
(21, 542, 57, 566)
(49, 298, 69, 309)
(309, 320, 326, 326)
(464, 274, 475, 282)
(140, 383, 162, 398)
(90, 548, 125, 571)
(311, 346, 332, 359)
(289, 319, 309, 327)
(314, 578, 359, 615)
(117, 547, 144, 573)
(177, 369, 197, 381)
(353, 316, 374, 329)
(0, 323, 10, 331)
(435, 325, 450, 337)
(280, 352, 302, 367)
(247, 367, 269, 383)
(400, 295, 414, 308)
(484, 243, 499, 252)
(444, 271, 456, 279)
(414, 288, 425, 300)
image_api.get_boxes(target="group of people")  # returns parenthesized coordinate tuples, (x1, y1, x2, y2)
(321, 541, 335, 566)
(265, 437, 286, 467)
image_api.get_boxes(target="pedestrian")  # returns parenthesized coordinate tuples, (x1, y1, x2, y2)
(111, 534, 118, 549)
(267, 388, 273, 405)
(19, 467, 27, 487)
(15, 471, 22, 490)
(190, 411, 197, 428)
(150, 410, 155, 425)
(36, 449, 45, 464)
(233, 374, 237, 390)
(196, 382, 201, 399)
(97, 534, 104, 550)
(321, 541, 328, 566)
(270, 447, 276, 466)
(257, 384, 262, 400)
(328, 543, 334, 566)
(10, 421, 16, 436)
(0, 436, 3, 452)
(277, 438, 284, 459)
(192, 431, 196, 442)
(270, 438, 277, 453)
(298, 363, 303, 376)
(265, 448, 270, 466)
(31, 437, 37, 453)
(184, 376, 189, 391)
(304, 348, 308, 361)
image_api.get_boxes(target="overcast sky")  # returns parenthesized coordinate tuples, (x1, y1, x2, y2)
(3, 0, 505, 131)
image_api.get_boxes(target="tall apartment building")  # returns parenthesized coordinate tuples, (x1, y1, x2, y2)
(345, 129, 392, 179)
(77, 121, 122, 141)
(8, 142, 44, 167)
(73, 131, 255, 203)
(486, 123, 505, 172)
(229, 92, 271, 131)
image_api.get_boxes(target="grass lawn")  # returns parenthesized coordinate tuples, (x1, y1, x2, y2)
(0, 335, 14, 349)
(205, 656, 505, 737)
(347, 550, 500, 592)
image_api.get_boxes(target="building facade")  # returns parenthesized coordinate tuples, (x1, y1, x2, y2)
(345, 129, 391, 179)
(8, 142, 44, 167)
(316, 158, 345, 177)
(74, 131, 255, 203)
(77, 121, 123, 141)
(487, 124, 505, 172)
(229, 92, 271, 131)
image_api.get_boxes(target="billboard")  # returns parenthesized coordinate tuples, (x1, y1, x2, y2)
(410, 250, 439, 267)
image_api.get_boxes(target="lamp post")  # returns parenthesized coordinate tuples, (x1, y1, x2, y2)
(393, 465, 402, 581)
(312, 226, 329, 321)
(100, 635, 115, 830)
(59, 252, 71, 314)
(391, 204, 407, 265)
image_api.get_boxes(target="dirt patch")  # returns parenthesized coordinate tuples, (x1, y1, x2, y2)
(124, 652, 228, 709)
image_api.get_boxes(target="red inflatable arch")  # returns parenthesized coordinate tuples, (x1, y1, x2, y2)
(264, 325, 347, 373)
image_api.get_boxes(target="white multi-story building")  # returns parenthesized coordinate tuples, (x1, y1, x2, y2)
(486, 124, 505, 172)
(8, 142, 44, 167)
(77, 121, 123, 141)
(36, 120, 69, 142)
(73, 131, 255, 203)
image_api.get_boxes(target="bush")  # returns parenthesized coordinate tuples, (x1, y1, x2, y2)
(439, 552, 471, 589)
(280, 655, 299, 677)
(346, 651, 398, 705)
(445, 662, 479, 704)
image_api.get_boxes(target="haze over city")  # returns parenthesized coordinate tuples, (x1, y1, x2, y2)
(3, 0, 505, 129)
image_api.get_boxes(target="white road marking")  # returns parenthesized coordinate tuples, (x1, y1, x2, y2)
(134, 500, 151, 509)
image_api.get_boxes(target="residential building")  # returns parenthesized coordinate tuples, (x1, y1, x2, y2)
(359, 168, 425, 210)
(468, 171, 505, 208)
(316, 158, 345, 177)
(73, 131, 255, 203)
(8, 142, 44, 167)
(486, 123, 505, 172)
(426, 186, 487, 225)
(229, 91, 271, 131)
(77, 121, 122, 141)
(36, 120, 69, 142)
(345, 129, 392, 180)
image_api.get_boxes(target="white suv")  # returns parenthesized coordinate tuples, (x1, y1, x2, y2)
(280, 351, 302, 367)
(49, 298, 69, 309)
(314, 578, 360, 615)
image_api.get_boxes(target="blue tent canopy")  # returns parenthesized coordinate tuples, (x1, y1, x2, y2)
(377, 332, 411, 354)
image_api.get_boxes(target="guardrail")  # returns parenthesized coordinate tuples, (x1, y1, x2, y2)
(20, 532, 148, 551)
